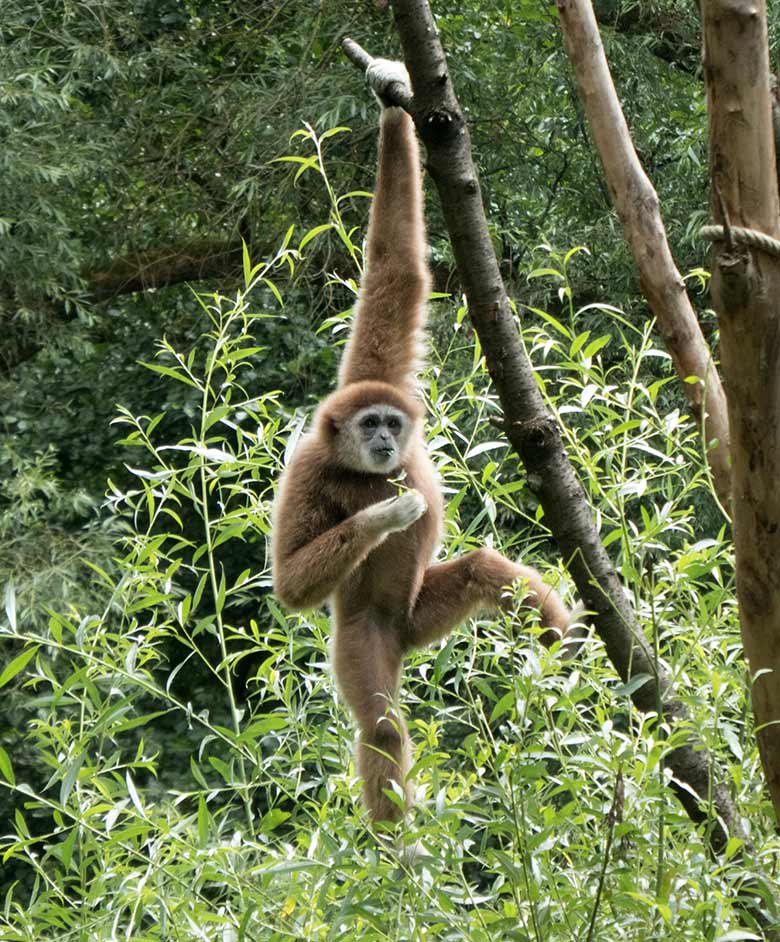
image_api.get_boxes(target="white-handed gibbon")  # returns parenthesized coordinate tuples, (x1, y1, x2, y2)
(272, 60, 577, 824)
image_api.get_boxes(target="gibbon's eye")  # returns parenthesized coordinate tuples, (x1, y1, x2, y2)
(361, 414, 379, 430)
(387, 416, 402, 432)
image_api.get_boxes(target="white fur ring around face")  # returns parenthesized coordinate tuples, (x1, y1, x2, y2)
(366, 58, 411, 105)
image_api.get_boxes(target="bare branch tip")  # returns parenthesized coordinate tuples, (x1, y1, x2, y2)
(341, 38, 373, 73)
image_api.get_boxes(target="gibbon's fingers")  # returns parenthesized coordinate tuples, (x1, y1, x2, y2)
(387, 490, 428, 530)
(362, 490, 428, 536)
(366, 58, 412, 108)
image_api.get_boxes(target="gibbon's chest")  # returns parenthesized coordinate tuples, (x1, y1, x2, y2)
(334, 451, 443, 617)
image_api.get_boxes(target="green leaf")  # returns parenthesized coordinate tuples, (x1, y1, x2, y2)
(113, 710, 170, 734)
(260, 809, 291, 831)
(60, 827, 78, 872)
(60, 752, 85, 806)
(0, 645, 39, 691)
(190, 756, 209, 790)
(263, 277, 284, 306)
(208, 756, 231, 783)
(139, 362, 201, 389)
(569, 331, 590, 356)
(613, 673, 652, 698)
(242, 239, 251, 287)
(490, 691, 516, 723)
(197, 794, 209, 846)
(319, 126, 351, 142)
(0, 746, 15, 786)
(215, 571, 227, 614)
(582, 335, 611, 359)
(299, 223, 332, 252)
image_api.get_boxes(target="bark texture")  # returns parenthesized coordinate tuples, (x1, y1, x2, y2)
(344, 1, 747, 855)
(703, 0, 780, 823)
(557, 0, 732, 510)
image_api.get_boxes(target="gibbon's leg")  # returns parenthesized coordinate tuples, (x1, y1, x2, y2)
(404, 548, 571, 650)
(337, 105, 430, 395)
(332, 618, 411, 823)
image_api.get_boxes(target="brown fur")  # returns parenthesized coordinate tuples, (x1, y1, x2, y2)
(272, 104, 574, 825)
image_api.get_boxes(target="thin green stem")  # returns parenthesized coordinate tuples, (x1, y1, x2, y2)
(196, 302, 255, 832)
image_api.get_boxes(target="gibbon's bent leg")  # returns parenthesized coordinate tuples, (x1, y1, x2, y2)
(332, 618, 411, 823)
(403, 549, 570, 651)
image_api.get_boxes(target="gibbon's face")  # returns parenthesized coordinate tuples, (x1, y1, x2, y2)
(337, 404, 413, 474)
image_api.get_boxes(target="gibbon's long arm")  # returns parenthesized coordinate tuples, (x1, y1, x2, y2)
(273, 511, 385, 611)
(337, 107, 430, 396)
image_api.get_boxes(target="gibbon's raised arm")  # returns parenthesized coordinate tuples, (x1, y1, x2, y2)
(337, 106, 430, 396)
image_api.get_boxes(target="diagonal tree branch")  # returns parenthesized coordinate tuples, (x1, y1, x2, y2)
(556, 0, 732, 511)
(343, 19, 743, 855)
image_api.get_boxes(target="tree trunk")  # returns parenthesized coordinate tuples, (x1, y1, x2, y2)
(702, 0, 780, 822)
(556, 0, 732, 511)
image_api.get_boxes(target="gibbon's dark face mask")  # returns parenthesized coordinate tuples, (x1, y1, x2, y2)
(341, 404, 412, 473)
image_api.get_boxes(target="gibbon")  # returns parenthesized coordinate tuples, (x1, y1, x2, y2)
(272, 60, 576, 824)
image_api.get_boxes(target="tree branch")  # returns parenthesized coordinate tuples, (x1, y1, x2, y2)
(0, 240, 249, 376)
(556, 0, 732, 511)
(703, 0, 780, 824)
(342, 14, 744, 854)
(85, 239, 245, 301)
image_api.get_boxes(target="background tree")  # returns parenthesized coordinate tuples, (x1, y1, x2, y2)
(702, 0, 780, 821)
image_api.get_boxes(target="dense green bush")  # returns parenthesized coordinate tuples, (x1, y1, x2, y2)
(1, 128, 778, 942)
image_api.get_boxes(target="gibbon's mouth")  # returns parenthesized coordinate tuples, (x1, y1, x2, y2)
(372, 446, 395, 460)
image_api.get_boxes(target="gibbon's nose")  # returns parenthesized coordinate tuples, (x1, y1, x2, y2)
(379, 430, 390, 442)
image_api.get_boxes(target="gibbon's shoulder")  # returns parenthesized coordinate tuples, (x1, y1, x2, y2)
(280, 428, 328, 476)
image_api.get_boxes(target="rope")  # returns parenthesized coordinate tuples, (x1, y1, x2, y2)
(699, 224, 780, 257)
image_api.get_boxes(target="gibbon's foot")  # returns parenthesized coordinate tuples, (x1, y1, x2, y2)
(496, 558, 574, 648)
(509, 579, 588, 656)
(366, 58, 412, 107)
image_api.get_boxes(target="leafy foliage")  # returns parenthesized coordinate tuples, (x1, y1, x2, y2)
(1, 182, 778, 937)
(1, 4, 780, 939)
